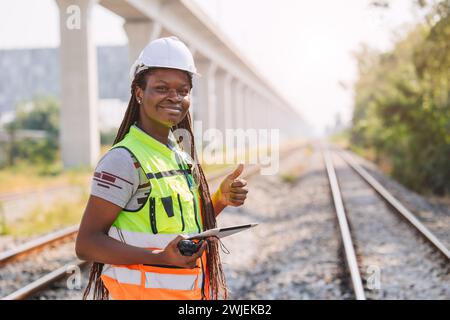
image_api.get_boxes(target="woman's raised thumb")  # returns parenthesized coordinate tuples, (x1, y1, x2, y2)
(228, 163, 244, 180)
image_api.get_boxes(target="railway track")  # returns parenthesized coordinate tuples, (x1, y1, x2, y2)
(324, 146, 450, 299)
(0, 225, 78, 267)
(3, 143, 448, 300)
(323, 147, 365, 300)
(0, 142, 303, 300)
(218, 144, 450, 300)
(222, 144, 352, 299)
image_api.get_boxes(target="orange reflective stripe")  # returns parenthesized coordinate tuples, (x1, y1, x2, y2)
(139, 262, 202, 274)
(101, 274, 203, 300)
(101, 274, 142, 300)
(102, 249, 207, 299)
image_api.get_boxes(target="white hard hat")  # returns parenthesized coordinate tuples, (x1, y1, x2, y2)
(130, 36, 200, 80)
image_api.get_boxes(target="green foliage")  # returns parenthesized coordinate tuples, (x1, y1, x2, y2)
(14, 96, 59, 137)
(100, 128, 118, 146)
(351, 9, 450, 195)
(4, 96, 60, 167)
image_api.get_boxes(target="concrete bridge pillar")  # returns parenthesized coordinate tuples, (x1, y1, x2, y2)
(215, 70, 234, 134)
(263, 98, 271, 130)
(235, 82, 246, 130)
(223, 73, 234, 131)
(243, 86, 253, 130)
(196, 60, 217, 132)
(123, 19, 162, 67)
(215, 69, 226, 135)
(56, 0, 99, 168)
(229, 79, 239, 130)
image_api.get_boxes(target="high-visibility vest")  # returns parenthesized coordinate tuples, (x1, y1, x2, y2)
(100, 125, 209, 300)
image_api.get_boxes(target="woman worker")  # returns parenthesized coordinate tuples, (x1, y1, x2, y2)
(75, 36, 249, 300)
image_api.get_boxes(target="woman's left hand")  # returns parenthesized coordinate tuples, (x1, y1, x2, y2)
(216, 164, 248, 207)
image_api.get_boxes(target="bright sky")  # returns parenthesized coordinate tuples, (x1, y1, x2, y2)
(0, 0, 425, 134)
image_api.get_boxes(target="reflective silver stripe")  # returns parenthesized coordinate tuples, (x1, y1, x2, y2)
(102, 265, 141, 286)
(108, 228, 197, 248)
(102, 265, 201, 291)
(145, 272, 198, 290)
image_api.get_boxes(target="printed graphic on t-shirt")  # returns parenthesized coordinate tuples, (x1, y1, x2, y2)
(93, 171, 131, 190)
(90, 148, 151, 210)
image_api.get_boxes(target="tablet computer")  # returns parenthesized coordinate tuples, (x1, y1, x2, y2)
(186, 223, 258, 240)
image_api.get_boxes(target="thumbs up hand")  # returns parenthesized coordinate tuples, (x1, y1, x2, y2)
(215, 164, 248, 207)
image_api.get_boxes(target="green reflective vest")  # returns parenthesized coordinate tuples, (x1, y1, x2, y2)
(100, 125, 208, 300)
(110, 124, 203, 237)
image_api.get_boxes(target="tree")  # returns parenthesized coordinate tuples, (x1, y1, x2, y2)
(5, 96, 60, 166)
(351, 5, 450, 195)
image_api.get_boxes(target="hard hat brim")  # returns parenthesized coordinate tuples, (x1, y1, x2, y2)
(131, 64, 202, 80)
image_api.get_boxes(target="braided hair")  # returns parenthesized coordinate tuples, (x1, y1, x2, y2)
(83, 68, 228, 300)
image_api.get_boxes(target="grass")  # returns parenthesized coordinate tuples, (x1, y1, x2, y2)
(304, 143, 313, 156)
(280, 173, 297, 184)
(278, 145, 310, 184)
(329, 130, 394, 178)
(329, 130, 351, 149)
(0, 161, 92, 194)
(0, 145, 116, 194)
(1, 190, 89, 237)
(279, 158, 307, 184)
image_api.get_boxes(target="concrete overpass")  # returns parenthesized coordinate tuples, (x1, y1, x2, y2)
(56, 0, 307, 168)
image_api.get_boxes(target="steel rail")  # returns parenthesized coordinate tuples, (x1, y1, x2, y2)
(0, 225, 79, 266)
(322, 146, 366, 300)
(2, 260, 88, 300)
(338, 149, 450, 261)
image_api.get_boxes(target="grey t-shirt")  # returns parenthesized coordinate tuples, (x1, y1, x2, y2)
(90, 147, 151, 210)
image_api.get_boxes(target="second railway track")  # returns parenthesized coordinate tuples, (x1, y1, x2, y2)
(328, 147, 450, 299)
